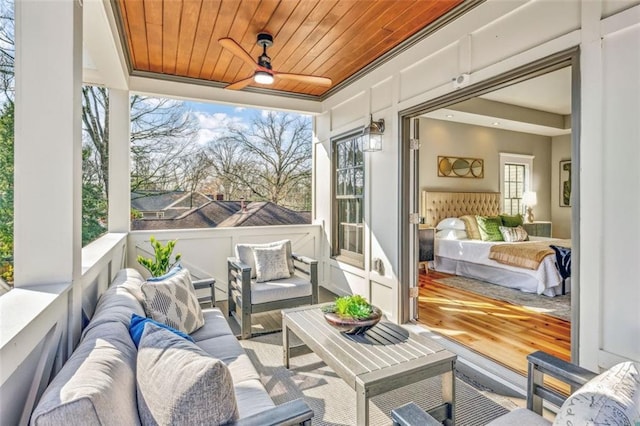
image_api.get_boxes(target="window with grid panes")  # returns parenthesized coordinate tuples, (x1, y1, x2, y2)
(333, 133, 364, 267)
(503, 163, 526, 215)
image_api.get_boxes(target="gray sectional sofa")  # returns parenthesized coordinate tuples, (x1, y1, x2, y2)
(30, 268, 313, 425)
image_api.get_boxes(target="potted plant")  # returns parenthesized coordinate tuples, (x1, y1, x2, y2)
(137, 236, 182, 278)
(322, 295, 382, 335)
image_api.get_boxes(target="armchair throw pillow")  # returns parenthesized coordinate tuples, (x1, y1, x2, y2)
(141, 267, 204, 334)
(136, 323, 239, 426)
(253, 244, 291, 283)
(235, 239, 294, 278)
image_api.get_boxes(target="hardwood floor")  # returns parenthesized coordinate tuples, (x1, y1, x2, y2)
(417, 269, 571, 387)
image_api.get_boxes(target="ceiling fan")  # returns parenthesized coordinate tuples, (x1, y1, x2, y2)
(218, 33, 332, 91)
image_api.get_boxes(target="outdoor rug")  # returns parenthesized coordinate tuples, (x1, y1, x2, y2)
(435, 276, 571, 322)
(240, 331, 511, 425)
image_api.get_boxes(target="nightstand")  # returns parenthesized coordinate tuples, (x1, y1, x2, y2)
(418, 226, 435, 272)
(523, 221, 552, 238)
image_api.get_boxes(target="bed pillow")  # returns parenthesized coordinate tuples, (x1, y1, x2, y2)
(435, 217, 466, 231)
(436, 229, 468, 240)
(499, 225, 528, 242)
(459, 215, 482, 240)
(500, 214, 524, 228)
(476, 215, 504, 241)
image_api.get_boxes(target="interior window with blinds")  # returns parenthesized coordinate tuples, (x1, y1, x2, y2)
(333, 134, 364, 267)
(503, 163, 525, 215)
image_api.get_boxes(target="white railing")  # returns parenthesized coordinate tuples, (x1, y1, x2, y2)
(128, 224, 325, 293)
(0, 233, 127, 426)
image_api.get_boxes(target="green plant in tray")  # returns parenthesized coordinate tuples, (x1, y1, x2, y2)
(323, 295, 373, 320)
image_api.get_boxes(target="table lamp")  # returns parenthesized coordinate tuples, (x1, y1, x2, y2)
(522, 191, 537, 223)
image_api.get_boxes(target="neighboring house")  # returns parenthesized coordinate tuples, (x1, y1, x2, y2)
(131, 196, 310, 230)
(131, 191, 213, 220)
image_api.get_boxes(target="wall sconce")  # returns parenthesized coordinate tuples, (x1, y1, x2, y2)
(522, 191, 538, 223)
(362, 114, 385, 152)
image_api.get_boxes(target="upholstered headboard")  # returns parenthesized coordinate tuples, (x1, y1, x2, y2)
(421, 191, 501, 227)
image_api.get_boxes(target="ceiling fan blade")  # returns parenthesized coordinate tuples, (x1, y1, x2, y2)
(218, 38, 258, 69)
(275, 72, 332, 86)
(224, 76, 254, 90)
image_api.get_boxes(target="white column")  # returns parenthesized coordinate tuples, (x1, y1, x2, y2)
(14, 0, 83, 342)
(108, 89, 131, 233)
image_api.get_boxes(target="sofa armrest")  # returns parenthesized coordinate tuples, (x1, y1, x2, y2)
(193, 278, 215, 306)
(526, 350, 598, 414)
(230, 399, 313, 426)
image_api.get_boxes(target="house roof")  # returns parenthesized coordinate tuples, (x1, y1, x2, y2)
(131, 200, 309, 230)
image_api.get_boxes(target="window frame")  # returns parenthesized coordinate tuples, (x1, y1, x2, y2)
(331, 130, 365, 268)
(499, 153, 534, 215)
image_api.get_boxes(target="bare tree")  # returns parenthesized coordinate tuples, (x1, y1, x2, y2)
(82, 87, 199, 197)
(212, 111, 312, 209)
(0, 0, 14, 103)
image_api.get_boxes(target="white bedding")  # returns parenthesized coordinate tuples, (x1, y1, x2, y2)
(433, 237, 566, 297)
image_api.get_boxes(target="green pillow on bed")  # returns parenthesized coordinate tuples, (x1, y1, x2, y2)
(499, 213, 523, 227)
(476, 215, 504, 241)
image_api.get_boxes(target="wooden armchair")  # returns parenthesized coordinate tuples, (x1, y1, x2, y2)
(392, 351, 640, 426)
(228, 242, 318, 339)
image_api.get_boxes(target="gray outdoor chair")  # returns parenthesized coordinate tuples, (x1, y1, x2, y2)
(227, 241, 318, 339)
(391, 350, 640, 426)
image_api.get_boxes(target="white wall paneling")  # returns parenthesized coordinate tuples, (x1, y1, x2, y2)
(317, 0, 640, 368)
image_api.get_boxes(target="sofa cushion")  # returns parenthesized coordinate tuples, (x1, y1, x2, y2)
(141, 267, 204, 334)
(253, 244, 291, 283)
(128, 313, 193, 348)
(251, 273, 312, 304)
(136, 323, 239, 426)
(81, 269, 146, 339)
(30, 322, 140, 426)
(553, 361, 640, 425)
(236, 240, 294, 279)
(190, 308, 235, 342)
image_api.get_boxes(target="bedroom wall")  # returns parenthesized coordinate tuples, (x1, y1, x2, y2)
(314, 0, 640, 371)
(551, 134, 572, 238)
(418, 118, 552, 221)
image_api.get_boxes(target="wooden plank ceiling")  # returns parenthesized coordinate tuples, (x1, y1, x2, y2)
(115, 0, 464, 98)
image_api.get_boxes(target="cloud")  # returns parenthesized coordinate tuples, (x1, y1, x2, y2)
(234, 107, 246, 113)
(193, 112, 248, 145)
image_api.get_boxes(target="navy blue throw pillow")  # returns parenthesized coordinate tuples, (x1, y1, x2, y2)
(129, 314, 194, 348)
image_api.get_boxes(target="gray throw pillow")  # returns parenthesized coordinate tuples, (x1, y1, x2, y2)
(141, 267, 204, 334)
(253, 244, 291, 282)
(235, 240, 294, 278)
(137, 323, 239, 426)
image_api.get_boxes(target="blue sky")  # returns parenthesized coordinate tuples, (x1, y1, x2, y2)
(183, 100, 310, 146)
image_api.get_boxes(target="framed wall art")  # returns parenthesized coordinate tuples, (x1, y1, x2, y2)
(559, 160, 571, 207)
(437, 156, 484, 178)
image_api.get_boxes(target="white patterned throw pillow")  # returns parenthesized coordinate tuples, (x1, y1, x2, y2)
(253, 244, 291, 283)
(553, 361, 640, 426)
(499, 225, 529, 242)
(235, 240, 294, 278)
(141, 267, 204, 334)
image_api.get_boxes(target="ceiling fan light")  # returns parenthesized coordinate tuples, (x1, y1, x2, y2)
(254, 71, 274, 85)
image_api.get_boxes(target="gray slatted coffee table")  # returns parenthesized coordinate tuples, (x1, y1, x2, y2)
(282, 305, 457, 426)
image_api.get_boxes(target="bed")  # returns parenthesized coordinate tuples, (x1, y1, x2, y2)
(421, 191, 570, 297)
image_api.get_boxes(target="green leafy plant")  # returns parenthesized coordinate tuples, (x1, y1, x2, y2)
(137, 236, 181, 277)
(323, 295, 373, 319)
